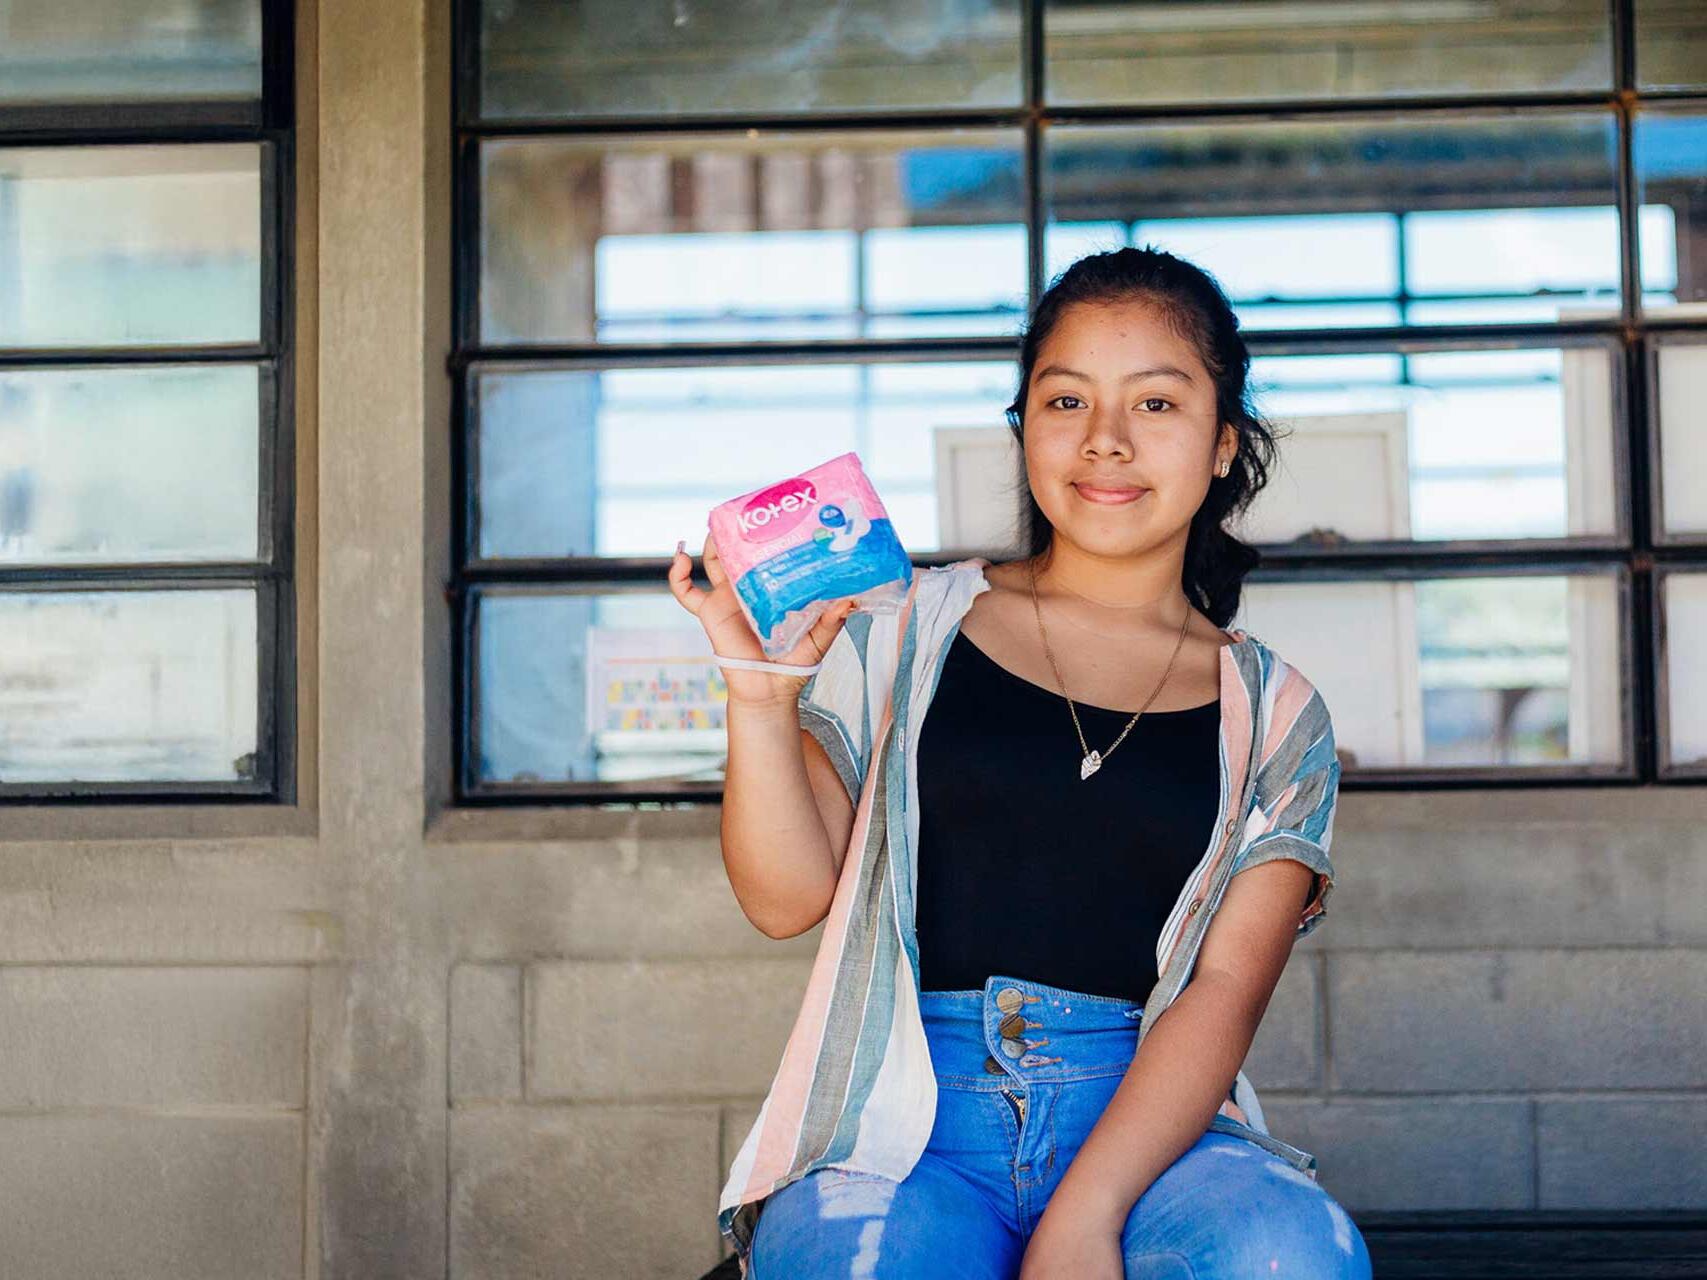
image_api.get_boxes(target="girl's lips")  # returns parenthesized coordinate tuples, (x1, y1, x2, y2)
(1073, 482, 1149, 505)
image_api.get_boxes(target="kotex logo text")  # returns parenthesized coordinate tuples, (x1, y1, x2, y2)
(738, 478, 818, 540)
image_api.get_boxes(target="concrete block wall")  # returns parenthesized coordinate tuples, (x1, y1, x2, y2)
(440, 791, 1707, 1277)
(0, 964, 308, 1276)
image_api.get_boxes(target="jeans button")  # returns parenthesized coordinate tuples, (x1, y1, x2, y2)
(998, 1012, 1028, 1039)
(996, 987, 1024, 1014)
(983, 1055, 1006, 1075)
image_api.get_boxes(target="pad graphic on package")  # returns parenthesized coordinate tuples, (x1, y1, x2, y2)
(707, 451, 913, 659)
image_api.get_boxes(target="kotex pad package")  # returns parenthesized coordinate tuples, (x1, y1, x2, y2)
(708, 450, 913, 659)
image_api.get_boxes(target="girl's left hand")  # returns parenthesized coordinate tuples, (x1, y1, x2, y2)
(1016, 1218, 1124, 1280)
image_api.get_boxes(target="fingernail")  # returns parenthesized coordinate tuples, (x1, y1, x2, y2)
(675, 539, 685, 556)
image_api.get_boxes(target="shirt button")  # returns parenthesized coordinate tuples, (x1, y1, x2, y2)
(1188, 898, 1203, 915)
(1225, 817, 1239, 835)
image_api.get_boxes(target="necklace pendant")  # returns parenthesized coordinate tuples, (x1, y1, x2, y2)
(1080, 750, 1102, 781)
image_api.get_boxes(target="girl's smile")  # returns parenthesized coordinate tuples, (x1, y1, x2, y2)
(1072, 482, 1150, 505)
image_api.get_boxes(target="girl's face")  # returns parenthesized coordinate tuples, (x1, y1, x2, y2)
(1020, 299, 1235, 561)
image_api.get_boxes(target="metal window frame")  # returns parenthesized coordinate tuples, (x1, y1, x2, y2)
(450, 0, 1707, 804)
(0, 0, 298, 804)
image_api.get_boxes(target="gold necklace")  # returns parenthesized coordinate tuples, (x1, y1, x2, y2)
(1028, 558, 1193, 781)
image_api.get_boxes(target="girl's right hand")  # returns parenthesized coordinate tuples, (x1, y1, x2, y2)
(667, 532, 860, 709)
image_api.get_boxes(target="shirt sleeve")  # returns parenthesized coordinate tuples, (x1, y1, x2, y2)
(1232, 682, 1341, 939)
(795, 611, 878, 810)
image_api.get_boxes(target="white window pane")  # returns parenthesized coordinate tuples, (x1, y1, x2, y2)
(1637, 0, 1707, 92)
(0, 145, 262, 349)
(0, 0, 261, 104)
(476, 362, 1016, 560)
(0, 589, 258, 784)
(477, 589, 729, 787)
(482, 131, 1025, 345)
(1235, 573, 1625, 771)
(0, 365, 260, 565)
(1046, 115, 1621, 331)
(1663, 572, 1707, 771)
(481, 0, 1023, 120)
(1232, 346, 1618, 544)
(1047, 0, 1611, 107)
(1657, 341, 1707, 536)
(1634, 112, 1707, 310)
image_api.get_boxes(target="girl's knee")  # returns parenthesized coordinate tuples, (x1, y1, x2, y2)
(1227, 1168, 1372, 1279)
(1122, 1140, 1371, 1280)
(750, 1164, 1016, 1280)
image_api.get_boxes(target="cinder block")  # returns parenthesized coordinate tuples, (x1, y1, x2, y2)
(0, 966, 306, 1107)
(450, 963, 522, 1102)
(1316, 817, 1705, 949)
(1244, 955, 1321, 1091)
(439, 840, 822, 961)
(0, 1113, 301, 1278)
(1538, 1096, 1707, 1209)
(0, 842, 327, 964)
(530, 958, 811, 1101)
(450, 1104, 722, 1280)
(1329, 950, 1707, 1091)
(1260, 1098, 1533, 1210)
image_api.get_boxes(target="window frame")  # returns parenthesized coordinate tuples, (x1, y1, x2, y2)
(450, 0, 1707, 803)
(0, 0, 299, 804)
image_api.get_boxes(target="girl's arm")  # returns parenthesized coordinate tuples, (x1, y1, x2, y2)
(719, 694, 847, 939)
(1026, 856, 1318, 1240)
(668, 534, 864, 941)
(1030, 684, 1341, 1247)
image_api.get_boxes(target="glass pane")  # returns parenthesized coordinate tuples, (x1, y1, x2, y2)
(1633, 111, 1707, 311)
(1046, 0, 1611, 107)
(1231, 345, 1618, 543)
(1044, 114, 1622, 331)
(480, 0, 1023, 120)
(1656, 341, 1707, 537)
(0, 365, 260, 564)
(476, 360, 1019, 559)
(1662, 572, 1707, 771)
(480, 130, 1027, 344)
(0, 588, 258, 783)
(476, 587, 733, 787)
(1636, 0, 1707, 91)
(1235, 572, 1625, 770)
(0, 145, 262, 349)
(0, 0, 261, 105)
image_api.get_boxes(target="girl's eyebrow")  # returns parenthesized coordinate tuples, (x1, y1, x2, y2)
(1034, 363, 1196, 384)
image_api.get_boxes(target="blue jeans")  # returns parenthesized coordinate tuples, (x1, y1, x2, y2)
(750, 974, 1372, 1279)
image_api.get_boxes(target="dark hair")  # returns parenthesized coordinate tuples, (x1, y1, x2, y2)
(1003, 245, 1279, 628)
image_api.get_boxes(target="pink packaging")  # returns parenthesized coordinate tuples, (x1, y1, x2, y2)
(707, 451, 913, 658)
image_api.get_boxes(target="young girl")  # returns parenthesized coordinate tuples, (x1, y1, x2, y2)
(668, 247, 1372, 1280)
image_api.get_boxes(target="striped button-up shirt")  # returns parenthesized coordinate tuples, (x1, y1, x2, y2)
(718, 557, 1342, 1270)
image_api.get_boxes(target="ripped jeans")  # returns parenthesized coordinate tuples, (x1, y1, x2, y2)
(750, 974, 1371, 1279)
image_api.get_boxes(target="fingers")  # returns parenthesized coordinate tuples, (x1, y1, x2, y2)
(701, 531, 729, 590)
(803, 597, 857, 660)
(666, 538, 704, 616)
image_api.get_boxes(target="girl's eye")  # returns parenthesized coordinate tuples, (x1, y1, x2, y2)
(1047, 394, 1084, 410)
(1139, 397, 1173, 413)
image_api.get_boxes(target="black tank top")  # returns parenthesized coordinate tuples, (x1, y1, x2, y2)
(914, 626, 1221, 1002)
